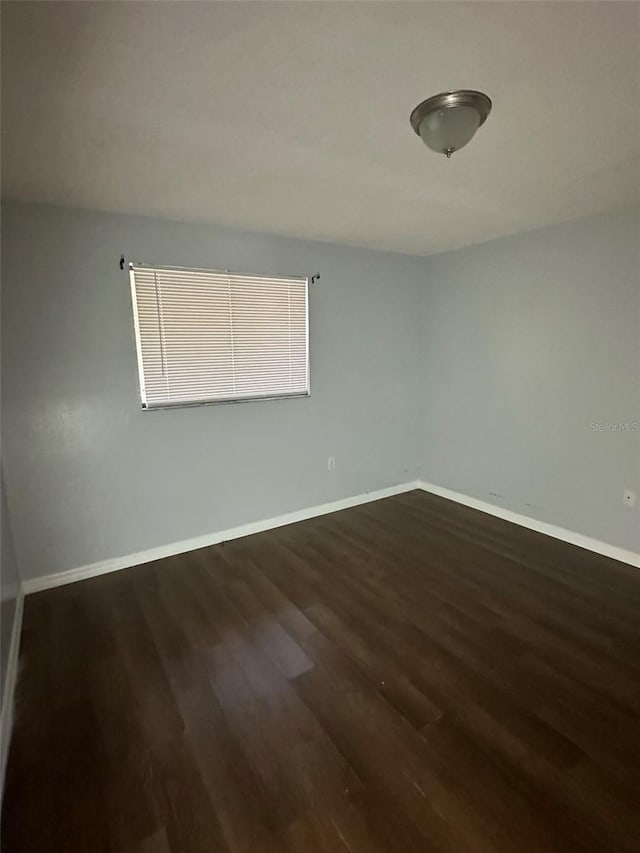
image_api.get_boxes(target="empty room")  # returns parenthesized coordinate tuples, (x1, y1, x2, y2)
(1, 1, 639, 851)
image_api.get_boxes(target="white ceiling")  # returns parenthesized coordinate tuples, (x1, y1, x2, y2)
(2, 1, 639, 256)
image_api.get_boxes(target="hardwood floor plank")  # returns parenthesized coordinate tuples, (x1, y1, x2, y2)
(149, 735, 230, 853)
(2, 490, 639, 852)
(133, 567, 281, 853)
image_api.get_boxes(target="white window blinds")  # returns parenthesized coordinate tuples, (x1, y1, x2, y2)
(129, 264, 309, 409)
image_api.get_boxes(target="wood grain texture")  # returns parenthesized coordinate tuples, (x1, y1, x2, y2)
(2, 489, 640, 852)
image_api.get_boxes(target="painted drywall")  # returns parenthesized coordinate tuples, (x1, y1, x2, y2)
(418, 206, 640, 553)
(1, 202, 425, 582)
(1, 471, 20, 707)
(1, 258, 22, 709)
(2, 202, 638, 586)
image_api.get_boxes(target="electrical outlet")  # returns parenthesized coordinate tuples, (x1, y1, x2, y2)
(623, 489, 637, 508)
(327, 456, 336, 471)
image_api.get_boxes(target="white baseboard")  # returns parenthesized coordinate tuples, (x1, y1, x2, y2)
(20, 476, 639, 596)
(417, 480, 640, 568)
(22, 481, 422, 594)
(1, 585, 24, 801)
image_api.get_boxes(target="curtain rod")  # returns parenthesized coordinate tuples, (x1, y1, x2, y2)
(120, 255, 319, 284)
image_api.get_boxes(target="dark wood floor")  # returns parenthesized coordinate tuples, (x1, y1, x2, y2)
(3, 490, 640, 852)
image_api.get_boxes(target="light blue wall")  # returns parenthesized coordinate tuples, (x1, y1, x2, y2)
(2, 202, 638, 586)
(418, 206, 640, 552)
(1, 202, 425, 581)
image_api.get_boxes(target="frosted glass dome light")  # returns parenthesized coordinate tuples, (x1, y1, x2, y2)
(410, 90, 492, 158)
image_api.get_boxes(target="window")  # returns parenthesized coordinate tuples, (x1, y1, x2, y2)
(129, 264, 309, 409)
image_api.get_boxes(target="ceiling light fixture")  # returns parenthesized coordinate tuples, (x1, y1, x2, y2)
(410, 90, 492, 158)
